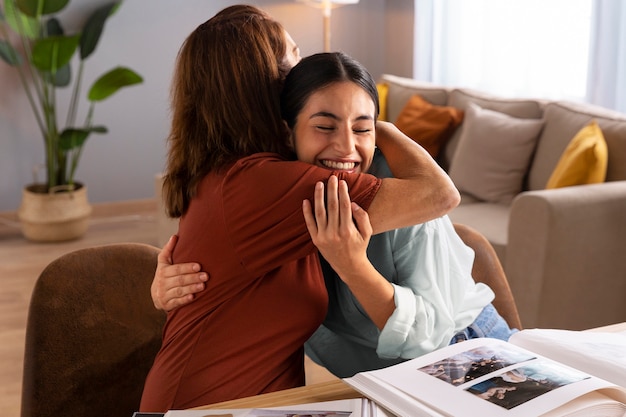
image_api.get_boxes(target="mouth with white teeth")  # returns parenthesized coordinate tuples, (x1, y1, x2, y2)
(320, 160, 359, 171)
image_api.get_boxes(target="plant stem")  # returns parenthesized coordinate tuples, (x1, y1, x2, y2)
(66, 59, 84, 127)
(68, 101, 95, 185)
(0, 6, 46, 138)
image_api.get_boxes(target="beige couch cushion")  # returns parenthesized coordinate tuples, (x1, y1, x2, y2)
(448, 103, 544, 204)
(528, 101, 626, 190)
(380, 74, 449, 122)
(443, 89, 544, 170)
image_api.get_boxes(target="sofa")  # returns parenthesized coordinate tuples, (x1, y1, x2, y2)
(379, 74, 626, 331)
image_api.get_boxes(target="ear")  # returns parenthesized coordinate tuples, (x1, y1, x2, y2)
(283, 120, 295, 151)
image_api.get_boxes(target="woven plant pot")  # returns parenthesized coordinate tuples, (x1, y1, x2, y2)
(18, 183, 92, 242)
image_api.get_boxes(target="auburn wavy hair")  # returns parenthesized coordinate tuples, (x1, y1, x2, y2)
(162, 5, 293, 217)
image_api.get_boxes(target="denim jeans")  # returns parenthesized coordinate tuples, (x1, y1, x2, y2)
(450, 303, 518, 345)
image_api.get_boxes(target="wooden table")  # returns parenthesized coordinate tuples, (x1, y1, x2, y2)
(195, 322, 626, 411)
(195, 379, 359, 410)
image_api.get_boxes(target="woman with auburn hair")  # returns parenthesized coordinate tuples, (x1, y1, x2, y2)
(162, 4, 295, 218)
(140, 5, 459, 412)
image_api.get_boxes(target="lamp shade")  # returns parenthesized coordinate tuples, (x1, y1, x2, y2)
(297, 0, 359, 6)
(297, 0, 359, 52)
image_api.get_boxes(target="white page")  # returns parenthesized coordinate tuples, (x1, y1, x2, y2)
(509, 328, 626, 387)
(346, 338, 624, 417)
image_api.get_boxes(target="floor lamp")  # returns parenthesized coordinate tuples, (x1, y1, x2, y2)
(297, 0, 359, 52)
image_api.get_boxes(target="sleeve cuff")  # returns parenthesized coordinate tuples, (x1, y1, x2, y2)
(377, 284, 419, 358)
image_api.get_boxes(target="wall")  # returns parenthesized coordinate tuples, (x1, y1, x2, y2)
(0, 0, 413, 212)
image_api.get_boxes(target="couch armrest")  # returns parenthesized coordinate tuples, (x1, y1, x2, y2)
(506, 181, 626, 330)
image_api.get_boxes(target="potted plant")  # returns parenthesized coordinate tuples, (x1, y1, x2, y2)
(0, 0, 142, 241)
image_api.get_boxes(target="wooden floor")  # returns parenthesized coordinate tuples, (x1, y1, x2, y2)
(0, 199, 335, 417)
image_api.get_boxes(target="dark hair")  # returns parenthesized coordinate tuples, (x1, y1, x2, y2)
(163, 5, 294, 218)
(280, 52, 379, 129)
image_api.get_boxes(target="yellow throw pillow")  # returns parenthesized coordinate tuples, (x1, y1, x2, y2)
(545, 120, 608, 189)
(377, 82, 389, 121)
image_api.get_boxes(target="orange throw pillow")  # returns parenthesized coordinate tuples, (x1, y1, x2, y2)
(395, 94, 464, 158)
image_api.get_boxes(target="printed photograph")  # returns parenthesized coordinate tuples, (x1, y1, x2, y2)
(466, 360, 590, 410)
(418, 345, 535, 386)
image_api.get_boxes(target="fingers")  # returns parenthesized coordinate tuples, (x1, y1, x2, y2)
(325, 175, 339, 230)
(158, 234, 178, 264)
(152, 235, 207, 312)
(163, 279, 206, 311)
(337, 179, 352, 232)
(302, 198, 318, 238)
(158, 234, 203, 279)
(155, 272, 207, 312)
(304, 176, 361, 245)
(313, 179, 327, 229)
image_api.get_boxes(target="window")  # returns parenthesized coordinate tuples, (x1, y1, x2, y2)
(414, 0, 625, 112)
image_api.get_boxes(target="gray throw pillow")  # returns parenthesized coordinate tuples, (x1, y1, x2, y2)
(449, 103, 544, 204)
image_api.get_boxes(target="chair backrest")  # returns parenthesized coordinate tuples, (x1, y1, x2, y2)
(453, 223, 523, 330)
(21, 243, 166, 417)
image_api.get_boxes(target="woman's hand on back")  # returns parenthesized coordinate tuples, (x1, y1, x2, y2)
(151, 235, 208, 312)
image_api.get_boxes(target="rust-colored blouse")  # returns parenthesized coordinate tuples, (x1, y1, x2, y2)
(140, 153, 381, 411)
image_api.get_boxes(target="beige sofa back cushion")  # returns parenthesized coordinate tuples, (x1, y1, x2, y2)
(449, 103, 544, 204)
(528, 101, 626, 190)
(444, 89, 544, 170)
(381, 74, 449, 122)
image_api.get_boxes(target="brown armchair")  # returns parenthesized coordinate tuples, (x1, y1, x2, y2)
(20, 243, 166, 417)
(453, 223, 522, 330)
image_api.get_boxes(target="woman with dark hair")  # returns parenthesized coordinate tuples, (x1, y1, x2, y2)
(284, 53, 515, 378)
(140, 5, 459, 412)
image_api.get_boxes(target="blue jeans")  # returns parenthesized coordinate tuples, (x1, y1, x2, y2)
(450, 304, 518, 344)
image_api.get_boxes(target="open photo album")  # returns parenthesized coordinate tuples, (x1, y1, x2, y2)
(345, 336, 626, 417)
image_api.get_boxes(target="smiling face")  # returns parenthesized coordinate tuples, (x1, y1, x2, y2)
(289, 81, 376, 174)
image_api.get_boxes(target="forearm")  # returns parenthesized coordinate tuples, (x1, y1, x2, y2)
(336, 260, 396, 330)
(369, 121, 460, 234)
(374, 121, 442, 180)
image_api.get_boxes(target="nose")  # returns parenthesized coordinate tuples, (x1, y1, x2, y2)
(331, 128, 356, 155)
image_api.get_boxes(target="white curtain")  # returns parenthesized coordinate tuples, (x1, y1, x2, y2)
(413, 0, 625, 112)
(587, 0, 626, 113)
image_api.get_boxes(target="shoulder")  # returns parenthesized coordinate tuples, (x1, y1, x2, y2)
(230, 153, 311, 175)
(225, 154, 320, 193)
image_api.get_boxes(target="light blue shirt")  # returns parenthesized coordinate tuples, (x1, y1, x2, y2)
(304, 151, 495, 378)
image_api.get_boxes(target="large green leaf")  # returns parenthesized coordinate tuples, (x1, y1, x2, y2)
(59, 126, 107, 150)
(16, 0, 69, 17)
(4, 0, 39, 39)
(80, 1, 120, 60)
(31, 34, 79, 72)
(0, 40, 23, 65)
(88, 66, 142, 102)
